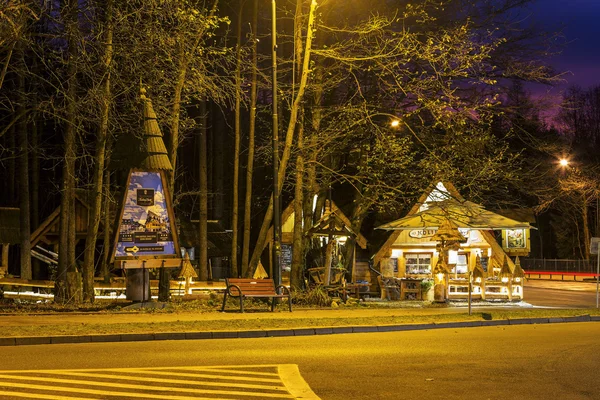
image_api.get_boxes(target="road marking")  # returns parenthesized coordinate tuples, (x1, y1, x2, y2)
(0, 391, 91, 400)
(279, 364, 321, 400)
(0, 364, 320, 400)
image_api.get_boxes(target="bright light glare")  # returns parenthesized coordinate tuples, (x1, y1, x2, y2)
(390, 120, 400, 127)
(559, 159, 569, 167)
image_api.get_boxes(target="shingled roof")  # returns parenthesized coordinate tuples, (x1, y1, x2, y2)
(139, 87, 173, 171)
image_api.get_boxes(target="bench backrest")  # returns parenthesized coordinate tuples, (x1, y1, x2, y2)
(226, 278, 277, 295)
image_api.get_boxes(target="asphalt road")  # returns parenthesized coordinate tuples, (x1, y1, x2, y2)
(1, 322, 599, 399)
(524, 285, 599, 309)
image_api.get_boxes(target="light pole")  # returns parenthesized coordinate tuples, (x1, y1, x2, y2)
(560, 158, 599, 308)
(272, 0, 281, 287)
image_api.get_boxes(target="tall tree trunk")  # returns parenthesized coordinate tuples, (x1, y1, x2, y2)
(30, 114, 39, 231)
(248, 0, 318, 276)
(8, 124, 15, 205)
(18, 65, 31, 280)
(230, 2, 243, 277)
(31, 110, 41, 280)
(290, 0, 305, 290)
(198, 99, 208, 281)
(241, 0, 259, 277)
(291, 119, 305, 289)
(82, 0, 113, 303)
(56, 0, 80, 304)
(101, 168, 111, 283)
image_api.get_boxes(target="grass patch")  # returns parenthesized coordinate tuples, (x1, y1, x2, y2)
(0, 308, 598, 338)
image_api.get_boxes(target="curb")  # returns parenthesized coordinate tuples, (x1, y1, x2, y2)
(0, 315, 597, 347)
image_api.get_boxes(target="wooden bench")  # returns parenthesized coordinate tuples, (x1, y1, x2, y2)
(221, 278, 292, 312)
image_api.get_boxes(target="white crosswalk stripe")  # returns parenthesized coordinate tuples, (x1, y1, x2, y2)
(0, 364, 320, 400)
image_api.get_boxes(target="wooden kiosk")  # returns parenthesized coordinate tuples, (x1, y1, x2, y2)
(374, 182, 534, 302)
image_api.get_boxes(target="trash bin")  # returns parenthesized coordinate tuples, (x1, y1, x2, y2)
(126, 268, 150, 301)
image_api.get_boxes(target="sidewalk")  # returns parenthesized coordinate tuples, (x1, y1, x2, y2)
(0, 299, 598, 347)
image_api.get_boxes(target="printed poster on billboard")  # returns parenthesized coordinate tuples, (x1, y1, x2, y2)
(115, 171, 176, 258)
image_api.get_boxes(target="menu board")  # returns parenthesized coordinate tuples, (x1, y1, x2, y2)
(281, 244, 293, 272)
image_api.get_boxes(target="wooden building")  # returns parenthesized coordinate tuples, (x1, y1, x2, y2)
(263, 199, 370, 285)
(373, 182, 533, 301)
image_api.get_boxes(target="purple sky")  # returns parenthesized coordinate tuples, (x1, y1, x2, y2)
(529, 0, 600, 89)
(523, 0, 600, 122)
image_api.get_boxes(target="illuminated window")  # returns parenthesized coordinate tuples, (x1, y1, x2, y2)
(451, 253, 468, 275)
(405, 253, 431, 275)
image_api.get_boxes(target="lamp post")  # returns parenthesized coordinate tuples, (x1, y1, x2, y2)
(559, 158, 599, 308)
(272, 0, 281, 287)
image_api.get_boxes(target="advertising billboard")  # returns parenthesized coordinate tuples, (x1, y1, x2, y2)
(115, 171, 177, 258)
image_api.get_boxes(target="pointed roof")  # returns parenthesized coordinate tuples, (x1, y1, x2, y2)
(178, 253, 198, 279)
(512, 256, 525, 279)
(308, 204, 360, 239)
(265, 199, 368, 250)
(377, 199, 532, 230)
(498, 255, 513, 280)
(373, 181, 463, 266)
(253, 261, 269, 279)
(139, 87, 172, 171)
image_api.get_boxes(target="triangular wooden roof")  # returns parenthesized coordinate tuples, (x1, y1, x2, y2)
(373, 181, 516, 272)
(178, 253, 198, 279)
(308, 206, 360, 238)
(30, 192, 104, 247)
(264, 199, 367, 250)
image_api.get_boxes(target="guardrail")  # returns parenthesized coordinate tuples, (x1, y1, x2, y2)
(524, 270, 599, 281)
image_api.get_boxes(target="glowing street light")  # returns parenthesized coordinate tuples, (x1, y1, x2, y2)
(559, 158, 569, 167)
(390, 119, 400, 128)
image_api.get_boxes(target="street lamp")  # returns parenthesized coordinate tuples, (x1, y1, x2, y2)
(558, 157, 599, 308)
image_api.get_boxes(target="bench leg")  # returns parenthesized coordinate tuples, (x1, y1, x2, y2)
(287, 296, 292, 312)
(239, 296, 244, 313)
(221, 292, 228, 311)
(271, 297, 275, 312)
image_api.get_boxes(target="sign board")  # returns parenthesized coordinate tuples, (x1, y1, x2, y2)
(281, 244, 293, 272)
(590, 237, 600, 255)
(409, 229, 436, 239)
(114, 171, 178, 261)
(505, 229, 526, 249)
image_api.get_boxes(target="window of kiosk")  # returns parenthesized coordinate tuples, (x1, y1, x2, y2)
(405, 253, 432, 275)
(451, 253, 469, 277)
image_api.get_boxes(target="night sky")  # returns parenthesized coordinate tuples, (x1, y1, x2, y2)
(530, 0, 600, 89)
(519, 0, 600, 122)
